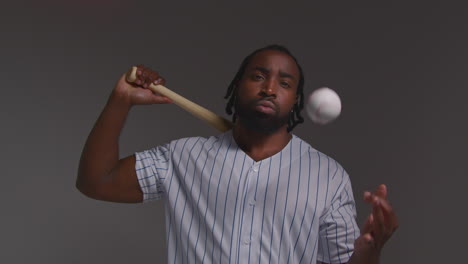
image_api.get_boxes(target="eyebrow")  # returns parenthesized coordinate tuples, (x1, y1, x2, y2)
(253, 66, 297, 81)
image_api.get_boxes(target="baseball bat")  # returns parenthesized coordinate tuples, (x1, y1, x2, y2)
(126, 66, 233, 132)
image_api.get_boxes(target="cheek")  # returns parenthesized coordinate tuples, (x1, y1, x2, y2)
(237, 82, 259, 98)
(280, 90, 298, 104)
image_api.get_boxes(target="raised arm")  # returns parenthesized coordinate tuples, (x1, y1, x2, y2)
(76, 66, 171, 203)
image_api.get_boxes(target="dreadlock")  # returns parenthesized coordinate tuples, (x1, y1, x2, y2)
(224, 44, 305, 132)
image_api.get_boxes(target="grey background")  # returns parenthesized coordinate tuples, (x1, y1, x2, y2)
(1, 1, 467, 263)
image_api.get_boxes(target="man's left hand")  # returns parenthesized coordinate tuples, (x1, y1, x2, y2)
(353, 184, 399, 261)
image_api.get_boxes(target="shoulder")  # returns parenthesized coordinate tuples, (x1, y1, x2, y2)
(291, 134, 348, 176)
(163, 131, 233, 154)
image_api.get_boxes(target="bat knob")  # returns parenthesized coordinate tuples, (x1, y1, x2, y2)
(126, 66, 138, 83)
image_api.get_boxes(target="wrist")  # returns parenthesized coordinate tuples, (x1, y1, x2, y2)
(349, 248, 381, 264)
(108, 90, 132, 110)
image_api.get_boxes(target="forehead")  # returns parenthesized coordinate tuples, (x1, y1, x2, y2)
(245, 50, 300, 79)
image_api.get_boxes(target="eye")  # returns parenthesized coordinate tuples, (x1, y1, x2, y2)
(252, 74, 264, 81)
(280, 81, 290, 88)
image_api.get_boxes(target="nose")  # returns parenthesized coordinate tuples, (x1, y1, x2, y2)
(260, 79, 277, 97)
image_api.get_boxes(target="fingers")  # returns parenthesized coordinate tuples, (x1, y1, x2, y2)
(371, 197, 385, 239)
(375, 184, 387, 199)
(370, 195, 395, 228)
(364, 184, 387, 203)
(363, 184, 387, 207)
(361, 184, 399, 250)
(363, 191, 373, 203)
(135, 64, 166, 88)
(134, 65, 171, 103)
(363, 185, 398, 232)
(117, 65, 172, 105)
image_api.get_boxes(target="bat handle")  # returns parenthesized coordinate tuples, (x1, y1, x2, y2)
(125, 66, 233, 132)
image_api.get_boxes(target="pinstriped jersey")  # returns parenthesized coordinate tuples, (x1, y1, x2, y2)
(135, 131, 359, 264)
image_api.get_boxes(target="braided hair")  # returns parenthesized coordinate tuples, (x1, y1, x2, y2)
(224, 44, 305, 132)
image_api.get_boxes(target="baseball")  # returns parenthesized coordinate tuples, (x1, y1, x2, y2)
(306, 87, 342, 125)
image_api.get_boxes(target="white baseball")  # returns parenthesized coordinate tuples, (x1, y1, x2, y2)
(306, 87, 342, 125)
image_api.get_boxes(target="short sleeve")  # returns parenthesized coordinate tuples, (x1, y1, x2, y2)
(317, 167, 360, 264)
(135, 143, 171, 202)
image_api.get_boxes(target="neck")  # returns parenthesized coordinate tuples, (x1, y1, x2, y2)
(232, 121, 292, 162)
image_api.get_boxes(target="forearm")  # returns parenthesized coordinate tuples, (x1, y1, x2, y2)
(76, 93, 131, 195)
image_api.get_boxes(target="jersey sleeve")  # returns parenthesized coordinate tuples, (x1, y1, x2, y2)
(317, 166, 360, 264)
(134, 143, 171, 202)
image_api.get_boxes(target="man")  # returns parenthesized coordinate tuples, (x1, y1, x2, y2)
(77, 45, 398, 263)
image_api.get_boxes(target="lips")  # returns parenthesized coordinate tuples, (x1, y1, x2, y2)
(255, 99, 277, 114)
(256, 99, 276, 109)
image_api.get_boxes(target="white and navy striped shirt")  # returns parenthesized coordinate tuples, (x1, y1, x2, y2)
(135, 131, 359, 264)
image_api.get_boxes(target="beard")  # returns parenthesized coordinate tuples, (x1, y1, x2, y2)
(234, 97, 290, 134)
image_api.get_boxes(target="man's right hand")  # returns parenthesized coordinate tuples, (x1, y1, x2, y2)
(111, 65, 173, 106)
(77, 65, 173, 203)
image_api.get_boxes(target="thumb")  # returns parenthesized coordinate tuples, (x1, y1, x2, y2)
(149, 93, 173, 104)
(361, 214, 373, 235)
(354, 233, 375, 253)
